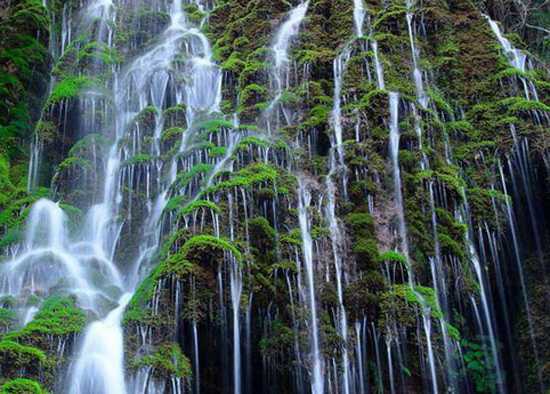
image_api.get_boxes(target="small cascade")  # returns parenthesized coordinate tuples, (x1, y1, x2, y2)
(331, 49, 352, 197)
(388, 93, 444, 393)
(484, 16, 539, 101)
(353, 0, 366, 37)
(388, 92, 409, 259)
(265, 1, 310, 133)
(297, 178, 324, 394)
(69, 294, 132, 394)
(325, 167, 350, 394)
(229, 254, 243, 394)
(460, 201, 506, 393)
(27, 129, 44, 191)
(371, 40, 385, 90)
(405, 0, 428, 108)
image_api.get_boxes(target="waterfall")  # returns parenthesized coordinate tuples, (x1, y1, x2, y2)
(353, 0, 366, 37)
(265, 1, 309, 133)
(297, 178, 324, 394)
(331, 50, 352, 197)
(388, 92, 409, 259)
(2, 0, 223, 392)
(484, 16, 538, 101)
(69, 294, 132, 394)
(405, 0, 428, 108)
(460, 201, 506, 393)
(371, 40, 385, 90)
(4, 1, 550, 393)
(325, 168, 350, 394)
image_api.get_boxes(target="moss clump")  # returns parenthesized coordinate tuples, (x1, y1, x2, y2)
(235, 136, 270, 151)
(122, 154, 153, 167)
(0, 308, 16, 332)
(195, 118, 234, 134)
(390, 284, 443, 318)
(47, 76, 96, 104)
(205, 163, 279, 193)
(377, 250, 407, 264)
(178, 199, 221, 218)
(173, 163, 213, 189)
(4, 296, 86, 350)
(0, 340, 46, 374)
(258, 320, 294, 359)
(0, 378, 47, 394)
(132, 343, 191, 379)
(181, 235, 242, 263)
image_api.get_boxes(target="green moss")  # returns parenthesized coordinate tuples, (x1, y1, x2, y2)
(48, 76, 96, 104)
(0, 378, 47, 394)
(0, 340, 46, 368)
(259, 320, 294, 358)
(178, 199, 221, 217)
(0, 308, 16, 331)
(122, 154, 153, 166)
(377, 250, 407, 264)
(161, 127, 185, 141)
(280, 228, 302, 246)
(181, 235, 242, 262)
(205, 162, 279, 193)
(196, 118, 234, 134)
(499, 96, 550, 114)
(4, 296, 86, 343)
(235, 136, 270, 151)
(57, 156, 92, 172)
(173, 163, 213, 189)
(132, 343, 191, 378)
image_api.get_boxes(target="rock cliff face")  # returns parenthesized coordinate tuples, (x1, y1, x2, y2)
(0, 0, 549, 393)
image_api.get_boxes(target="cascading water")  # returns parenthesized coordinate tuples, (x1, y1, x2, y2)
(297, 178, 324, 394)
(353, 0, 366, 37)
(388, 92, 409, 260)
(3, 0, 223, 392)
(4, 1, 550, 393)
(265, 1, 309, 133)
(405, 0, 428, 108)
(484, 16, 539, 101)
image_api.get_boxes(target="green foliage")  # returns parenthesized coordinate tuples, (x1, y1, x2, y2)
(259, 320, 294, 358)
(181, 235, 242, 262)
(132, 343, 191, 378)
(4, 296, 86, 344)
(122, 154, 153, 166)
(48, 76, 95, 104)
(235, 136, 269, 151)
(173, 163, 213, 189)
(377, 250, 407, 264)
(178, 199, 221, 217)
(391, 284, 443, 318)
(0, 308, 16, 330)
(0, 378, 47, 394)
(205, 163, 279, 193)
(196, 118, 234, 134)
(462, 339, 496, 393)
(0, 340, 46, 369)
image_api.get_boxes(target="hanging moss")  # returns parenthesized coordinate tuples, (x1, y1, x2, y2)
(122, 154, 154, 167)
(3, 296, 86, 354)
(0, 340, 46, 373)
(0, 378, 48, 394)
(181, 234, 242, 263)
(205, 162, 279, 193)
(377, 250, 407, 264)
(0, 308, 16, 332)
(177, 199, 221, 217)
(47, 76, 96, 104)
(132, 343, 191, 379)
